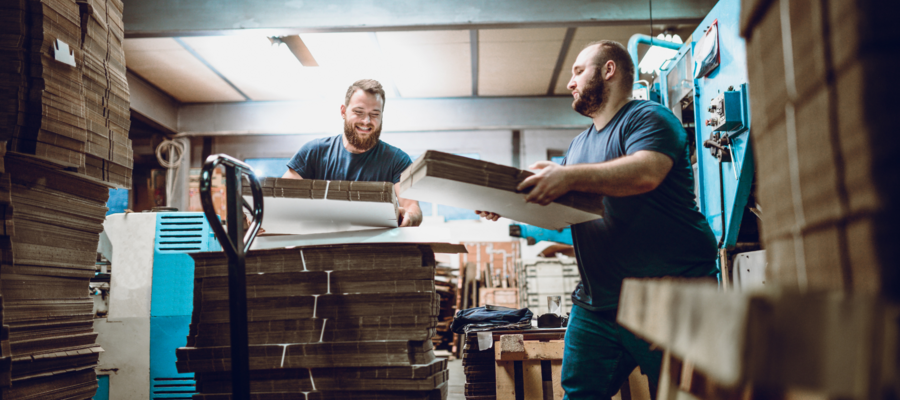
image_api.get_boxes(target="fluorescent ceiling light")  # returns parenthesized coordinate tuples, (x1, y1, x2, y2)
(179, 34, 396, 101)
(638, 33, 683, 75)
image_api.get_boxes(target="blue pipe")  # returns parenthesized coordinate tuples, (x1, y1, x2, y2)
(627, 34, 684, 81)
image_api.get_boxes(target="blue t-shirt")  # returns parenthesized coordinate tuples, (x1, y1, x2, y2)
(286, 135, 412, 183)
(563, 100, 717, 311)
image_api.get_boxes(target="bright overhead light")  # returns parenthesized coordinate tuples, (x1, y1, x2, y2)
(638, 33, 683, 75)
(178, 34, 396, 101)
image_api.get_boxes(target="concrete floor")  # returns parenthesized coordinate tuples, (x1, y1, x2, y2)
(448, 358, 465, 400)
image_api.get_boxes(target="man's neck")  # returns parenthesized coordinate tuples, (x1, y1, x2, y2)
(341, 134, 371, 154)
(590, 92, 633, 131)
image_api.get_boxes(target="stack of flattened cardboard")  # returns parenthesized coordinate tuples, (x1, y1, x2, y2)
(399, 151, 604, 230)
(244, 178, 400, 235)
(79, 0, 132, 188)
(13, 0, 87, 169)
(741, 0, 899, 296)
(0, 153, 106, 398)
(247, 177, 393, 201)
(178, 244, 450, 399)
(0, 0, 28, 143)
(0, 0, 132, 188)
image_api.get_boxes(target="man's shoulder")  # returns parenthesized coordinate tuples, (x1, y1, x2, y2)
(374, 140, 411, 161)
(623, 100, 677, 122)
(305, 135, 342, 148)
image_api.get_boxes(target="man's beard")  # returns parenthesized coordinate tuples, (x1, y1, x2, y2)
(572, 72, 608, 117)
(343, 119, 382, 151)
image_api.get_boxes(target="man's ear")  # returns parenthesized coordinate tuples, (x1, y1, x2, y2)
(340, 104, 347, 119)
(605, 60, 617, 81)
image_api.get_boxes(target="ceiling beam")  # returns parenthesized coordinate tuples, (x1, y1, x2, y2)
(470, 30, 479, 96)
(123, 0, 713, 38)
(127, 71, 179, 133)
(176, 97, 589, 136)
(547, 27, 577, 95)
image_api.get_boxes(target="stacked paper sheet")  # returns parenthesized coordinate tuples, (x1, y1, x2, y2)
(178, 244, 450, 399)
(243, 178, 400, 235)
(0, 153, 106, 399)
(399, 151, 604, 230)
(0, 0, 132, 188)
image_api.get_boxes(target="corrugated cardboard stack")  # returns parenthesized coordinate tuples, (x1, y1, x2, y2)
(0, 152, 107, 398)
(178, 244, 450, 399)
(0, 0, 133, 188)
(0, 0, 28, 143)
(14, 0, 87, 169)
(79, 0, 132, 188)
(399, 151, 604, 230)
(742, 0, 900, 297)
(246, 177, 397, 203)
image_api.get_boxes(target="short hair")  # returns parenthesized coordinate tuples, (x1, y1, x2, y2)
(344, 79, 386, 108)
(584, 40, 635, 89)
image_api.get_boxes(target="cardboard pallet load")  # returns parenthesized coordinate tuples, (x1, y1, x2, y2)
(243, 178, 400, 235)
(0, 153, 107, 399)
(741, 0, 899, 296)
(178, 244, 451, 399)
(399, 151, 604, 230)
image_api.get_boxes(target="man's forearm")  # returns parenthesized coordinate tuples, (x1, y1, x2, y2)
(563, 151, 672, 197)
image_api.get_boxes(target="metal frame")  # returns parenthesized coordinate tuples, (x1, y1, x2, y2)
(198, 154, 264, 399)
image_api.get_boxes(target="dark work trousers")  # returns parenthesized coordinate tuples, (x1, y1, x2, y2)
(561, 304, 662, 399)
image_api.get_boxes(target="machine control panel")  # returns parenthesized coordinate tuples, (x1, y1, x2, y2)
(704, 90, 743, 132)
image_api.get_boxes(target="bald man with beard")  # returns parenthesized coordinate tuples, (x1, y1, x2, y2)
(477, 41, 716, 399)
(283, 79, 422, 227)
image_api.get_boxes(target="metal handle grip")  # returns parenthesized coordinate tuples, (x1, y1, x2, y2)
(199, 154, 264, 256)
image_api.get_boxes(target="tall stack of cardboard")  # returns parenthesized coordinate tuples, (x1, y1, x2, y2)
(0, 0, 28, 143)
(178, 244, 450, 399)
(0, 0, 132, 188)
(742, 0, 900, 297)
(0, 152, 107, 398)
(80, 0, 132, 188)
(14, 0, 87, 168)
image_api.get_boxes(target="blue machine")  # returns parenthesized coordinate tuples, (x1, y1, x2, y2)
(509, 223, 573, 246)
(658, 0, 756, 283)
(150, 213, 219, 399)
(97, 212, 220, 400)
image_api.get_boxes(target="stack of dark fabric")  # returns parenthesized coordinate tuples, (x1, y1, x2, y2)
(79, 0, 132, 188)
(179, 244, 450, 399)
(0, 153, 107, 398)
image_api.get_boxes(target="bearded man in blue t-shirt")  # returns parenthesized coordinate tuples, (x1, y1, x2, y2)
(478, 41, 717, 398)
(283, 79, 422, 227)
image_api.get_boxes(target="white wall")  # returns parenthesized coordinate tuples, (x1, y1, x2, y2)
(520, 129, 585, 168)
(194, 128, 588, 171)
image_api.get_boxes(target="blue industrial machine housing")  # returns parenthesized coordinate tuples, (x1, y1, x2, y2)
(509, 223, 573, 246)
(150, 212, 219, 399)
(659, 0, 755, 280)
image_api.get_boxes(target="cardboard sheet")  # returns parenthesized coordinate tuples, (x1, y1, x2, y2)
(247, 195, 399, 235)
(250, 226, 466, 253)
(400, 175, 602, 230)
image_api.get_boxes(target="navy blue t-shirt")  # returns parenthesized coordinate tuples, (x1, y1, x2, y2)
(286, 135, 412, 183)
(563, 100, 717, 311)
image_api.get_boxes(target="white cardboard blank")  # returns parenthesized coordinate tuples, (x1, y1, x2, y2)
(250, 226, 465, 253)
(247, 196, 399, 235)
(399, 175, 602, 230)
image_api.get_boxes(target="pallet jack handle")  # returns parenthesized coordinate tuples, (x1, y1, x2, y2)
(198, 154, 264, 400)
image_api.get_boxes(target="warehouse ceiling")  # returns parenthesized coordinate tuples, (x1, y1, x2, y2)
(125, 24, 696, 103)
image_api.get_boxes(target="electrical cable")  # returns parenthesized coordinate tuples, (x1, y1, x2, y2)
(155, 139, 185, 208)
